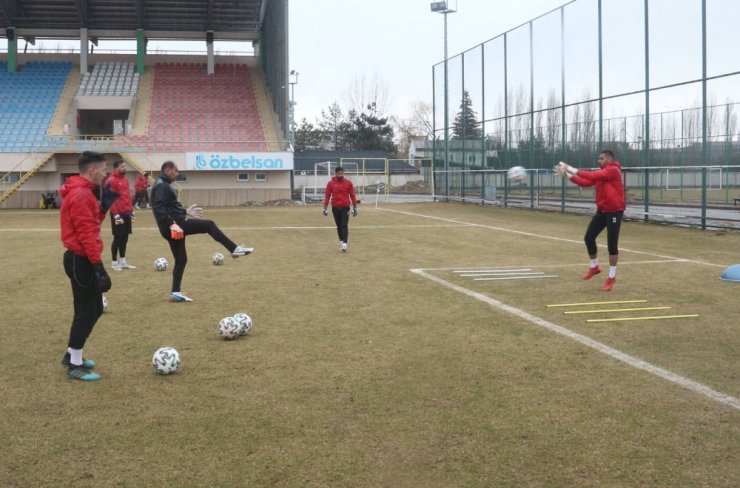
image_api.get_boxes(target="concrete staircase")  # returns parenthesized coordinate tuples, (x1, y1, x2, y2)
(129, 66, 154, 135)
(48, 69, 81, 135)
(250, 67, 284, 151)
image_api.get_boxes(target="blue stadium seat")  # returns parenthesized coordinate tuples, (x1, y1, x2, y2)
(0, 61, 71, 152)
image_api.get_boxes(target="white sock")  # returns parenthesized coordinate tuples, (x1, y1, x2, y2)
(119, 257, 126, 265)
(68, 347, 83, 367)
(590, 259, 599, 268)
(609, 266, 617, 279)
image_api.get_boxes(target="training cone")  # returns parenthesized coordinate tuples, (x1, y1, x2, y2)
(719, 264, 740, 282)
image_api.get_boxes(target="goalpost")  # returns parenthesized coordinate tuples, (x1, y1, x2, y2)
(300, 160, 361, 203)
(298, 158, 434, 204)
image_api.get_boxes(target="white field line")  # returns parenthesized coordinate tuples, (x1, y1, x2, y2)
(460, 272, 540, 277)
(455, 269, 532, 274)
(410, 268, 740, 411)
(467, 272, 548, 277)
(0, 223, 472, 233)
(426, 260, 687, 271)
(473, 275, 558, 281)
(563, 306, 672, 314)
(382, 208, 726, 268)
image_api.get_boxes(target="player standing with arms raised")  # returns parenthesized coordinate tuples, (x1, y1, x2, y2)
(555, 150, 625, 292)
(323, 166, 359, 252)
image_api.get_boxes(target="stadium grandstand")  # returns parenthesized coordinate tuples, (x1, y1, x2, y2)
(0, 0, 291, 208)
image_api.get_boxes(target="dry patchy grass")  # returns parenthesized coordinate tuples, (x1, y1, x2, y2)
(0, 203, 738, 487)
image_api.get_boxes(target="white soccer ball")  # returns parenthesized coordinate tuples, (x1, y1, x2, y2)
(218, 317, 240, 340)
(154, 257, 169, 271)
(101, 295, 109, 313)
(507, 166, 527, 183)
(152, 346, 180, 375)
(233, 313, 253, 336)
(212, 252, 225, 266)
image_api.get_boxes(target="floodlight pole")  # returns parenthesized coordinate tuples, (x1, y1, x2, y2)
(289, 70, 299, 150)
(431, 2, 455, 200)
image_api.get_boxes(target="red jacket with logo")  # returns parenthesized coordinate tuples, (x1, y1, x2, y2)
(570, 161, 626, 213)
(323, 176, 357, 209)
(104, 171, 133, 215)
(60, 175, 105, 263)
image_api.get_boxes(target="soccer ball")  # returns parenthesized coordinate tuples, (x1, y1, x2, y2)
(212, 252, 225, 266)
(152, 346, 180, 375)
(233, 313, 253, 336)
(101, 295, 109, 313)
(507, 166, 527, 183)
(218, 317, 240, 340)
(154, 257, 168, 271)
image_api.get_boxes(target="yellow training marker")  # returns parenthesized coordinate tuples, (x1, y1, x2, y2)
(547, 299, 647, 308)
(586, 314, 699, 323)
(564, 306, 670, 315)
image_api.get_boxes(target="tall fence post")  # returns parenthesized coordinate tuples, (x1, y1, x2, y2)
(701, 167, 707, 229)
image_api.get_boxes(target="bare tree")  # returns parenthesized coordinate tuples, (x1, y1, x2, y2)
(393, 101, 434, 157)
(345, 72, 392, 117)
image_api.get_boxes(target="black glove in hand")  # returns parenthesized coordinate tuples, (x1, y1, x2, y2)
(323, 208, 328, 216)
(93, 261, 112, 293)
(100, 187, 120, 215)
(352, 206, 358, 217)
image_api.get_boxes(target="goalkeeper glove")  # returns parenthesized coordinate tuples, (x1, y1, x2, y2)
(93, 261, 112, 293)
(323, 208, 328, 216)
(553, 164, 570, 179)
(130, 211, 135, 222)
(186, 204, 203, 219)
(169, 222, 184, 240)
(558, 161, 578, 176)
(113, 213, 124, 225)
(352, 206, 358, 217)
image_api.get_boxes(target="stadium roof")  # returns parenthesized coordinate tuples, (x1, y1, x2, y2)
(0, 0, 266, 41)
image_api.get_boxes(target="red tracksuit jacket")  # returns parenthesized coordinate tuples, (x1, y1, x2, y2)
(104, 172, 133, 215)
(60, 176, 105, 264)
(323, 176, 357, 209)
(570, 161, 626, 213)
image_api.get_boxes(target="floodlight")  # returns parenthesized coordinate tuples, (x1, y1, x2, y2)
(430, 1, 448, 13)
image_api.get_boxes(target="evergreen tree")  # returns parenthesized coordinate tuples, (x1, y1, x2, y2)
(294, 118, 324, 152)
(452, 90, 482, 140)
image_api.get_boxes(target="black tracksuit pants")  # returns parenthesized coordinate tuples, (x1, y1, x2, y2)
(160, 219, 237, 293)
(63, 251, 104, 350)
(332, 206, 350, 243)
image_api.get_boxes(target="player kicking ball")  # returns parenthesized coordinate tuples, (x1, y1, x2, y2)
(151, 161, 253, 302)
(554, 150, 625, 292)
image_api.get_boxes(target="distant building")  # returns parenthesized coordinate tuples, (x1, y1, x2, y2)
(409, 139, 498, 168)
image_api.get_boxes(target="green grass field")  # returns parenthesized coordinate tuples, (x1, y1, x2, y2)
(1, 203, 739, 487)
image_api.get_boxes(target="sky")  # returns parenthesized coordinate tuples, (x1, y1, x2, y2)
(289, 0, 568, 123)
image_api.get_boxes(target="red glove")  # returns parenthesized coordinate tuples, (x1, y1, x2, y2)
(169, 222, 184, 240)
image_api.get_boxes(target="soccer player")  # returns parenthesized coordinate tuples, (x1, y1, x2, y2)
(150, 161, 253, 302)
(104, 159, 136, 270)
(134, 172, 150, 209)
(59, 151, 118, 381)
(555, 150, 625, 292)
(322, 166, 359, 252)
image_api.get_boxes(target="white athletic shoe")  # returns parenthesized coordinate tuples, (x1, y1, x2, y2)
(111, 261, 122, 271)
(231, 245, 254, 258)
(341, 242, 347, 252)
(169, 292, 193, 302)
(118, 259, 136, 269)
